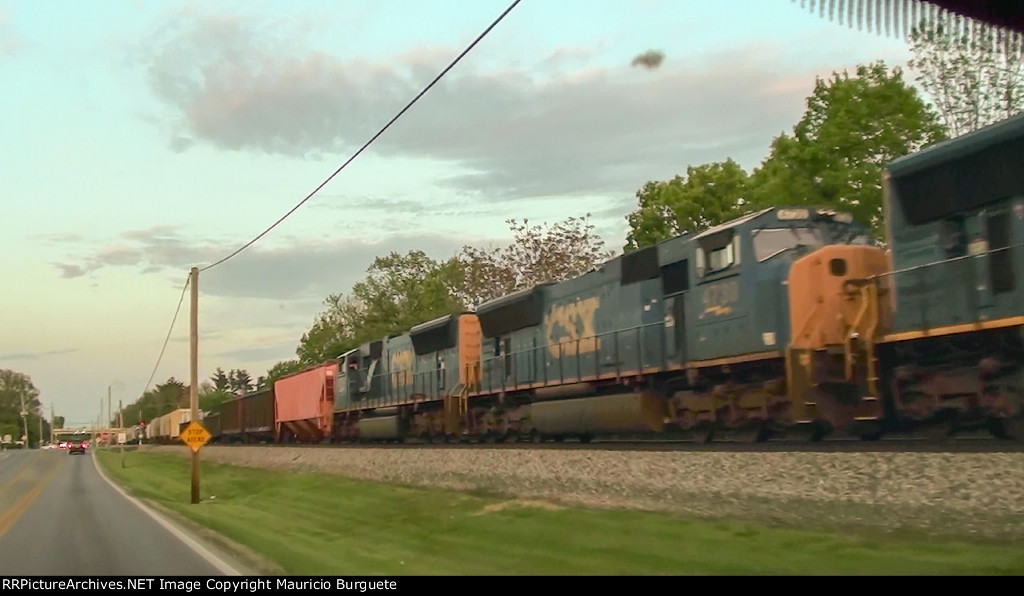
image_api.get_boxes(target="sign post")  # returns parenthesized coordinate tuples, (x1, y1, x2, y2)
(118, 400, 125, 469)
(189, 266, 200, 504)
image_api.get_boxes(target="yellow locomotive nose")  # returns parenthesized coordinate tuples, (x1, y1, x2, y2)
(785, 244, 892, 433)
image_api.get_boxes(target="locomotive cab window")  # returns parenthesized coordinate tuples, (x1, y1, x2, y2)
(751, 228, 823, 262)
(696, 229, 740, 278)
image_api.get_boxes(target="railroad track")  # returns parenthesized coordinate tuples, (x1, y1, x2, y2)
(138, 433, 1024, 453)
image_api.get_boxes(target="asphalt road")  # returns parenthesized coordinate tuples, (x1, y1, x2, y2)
(0, 448, 240, 575)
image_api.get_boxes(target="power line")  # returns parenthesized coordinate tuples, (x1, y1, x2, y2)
(138, 275, 190, 401)
(199, 0, 522, 273)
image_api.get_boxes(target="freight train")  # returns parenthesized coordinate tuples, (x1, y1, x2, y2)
(144, 113, 1024, 446)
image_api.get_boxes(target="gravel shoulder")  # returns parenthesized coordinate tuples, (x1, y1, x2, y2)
(146, 445, 1024, 543)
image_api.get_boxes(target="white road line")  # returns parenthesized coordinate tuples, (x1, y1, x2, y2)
(90, 451, 243, 576)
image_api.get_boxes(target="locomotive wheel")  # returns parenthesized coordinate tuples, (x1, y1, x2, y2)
(809, 420, 831, 442)
(530, 430, 542, 444)
(988, 417, 1024, 442)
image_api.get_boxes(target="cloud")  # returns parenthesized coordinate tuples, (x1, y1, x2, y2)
(56, 225, 473, 300)
(0, 348, 78, 361)
(169, 136, 195, 152)
(214, 342, 297, 364)
(0, 10, 19, 59)
(136, 8, 835, 201)
(56, 264, 90, 279)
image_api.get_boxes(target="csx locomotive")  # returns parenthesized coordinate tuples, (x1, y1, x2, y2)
(164, 113, 1023, 446)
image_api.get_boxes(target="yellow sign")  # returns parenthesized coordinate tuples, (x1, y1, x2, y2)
(180, 421, 211, 453)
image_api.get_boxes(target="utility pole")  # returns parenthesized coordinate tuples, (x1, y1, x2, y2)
(107, 386, 112, 450)
(38, 414, 42, 449)
(19, 393, 28, 449)
(190, 266, 200, 504)
(119, 400, 124, 468)
(50, 404, 55, 446)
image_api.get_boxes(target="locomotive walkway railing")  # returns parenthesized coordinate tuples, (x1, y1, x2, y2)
(347, 320, 672, 411)
(868, 241, 1024, 334)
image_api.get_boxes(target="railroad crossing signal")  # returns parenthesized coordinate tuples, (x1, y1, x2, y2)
(180, 421, 211, 453)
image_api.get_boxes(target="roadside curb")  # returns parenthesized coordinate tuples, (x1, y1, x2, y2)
(91, 449, 246, 576)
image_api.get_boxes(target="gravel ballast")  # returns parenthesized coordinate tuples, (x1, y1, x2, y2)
(145, 445, 1024, 542)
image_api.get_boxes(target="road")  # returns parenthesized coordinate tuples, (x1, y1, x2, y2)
(0, 448, 240, 575)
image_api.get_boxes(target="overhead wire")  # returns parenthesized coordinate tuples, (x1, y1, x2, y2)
(136, 275, 191, 402)
(198, 0, 523, 273)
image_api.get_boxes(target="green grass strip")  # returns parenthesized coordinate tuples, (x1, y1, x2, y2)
(96, 450, 1024, 575)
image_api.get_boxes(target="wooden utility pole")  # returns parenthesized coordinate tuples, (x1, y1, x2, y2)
(190, 267, 200, 504)
(50, 404, 55, 446)
(19, 393, 27, 448)
(119, 400, 124, 468)
(107, 386, 112, 450)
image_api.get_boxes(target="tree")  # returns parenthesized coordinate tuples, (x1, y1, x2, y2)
(748, 61, 946, 240)
(624, 160, 753, 252)
(53, 416, 64, 429)
(210, 368, 230, 392)
(228, 369, 253, 395)
(265, 360, 303, 385)
(297, 293, 363, 366)
(198, 381, 234, 415)
(908, 16, 1024, 137)
(0, 369, 42, 446)
(454, 215, 614, 307)
(297, 251, 464, 365)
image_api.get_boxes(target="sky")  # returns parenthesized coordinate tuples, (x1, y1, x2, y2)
(0, 0, 914, 428)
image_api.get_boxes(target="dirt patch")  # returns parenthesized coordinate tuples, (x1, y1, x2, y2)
(473, 499, 567, 516)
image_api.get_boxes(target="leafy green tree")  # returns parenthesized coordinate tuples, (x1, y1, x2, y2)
(908, 16, 1024, 137)
(53, 416, 64, 429)
(297, 217, 613, 364)
(0, 369, 42, 446)
(748, 61, 946, 239)
(263, 360, 304, 388)
(198, 381, 234, 414)
(624, 160, 752, 252)
(297, 251, 464, 366)
(297, 293, 362, 366)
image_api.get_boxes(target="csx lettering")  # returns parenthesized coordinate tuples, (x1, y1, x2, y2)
(547, 297, 601, 357)
(390, 348, 414, 387)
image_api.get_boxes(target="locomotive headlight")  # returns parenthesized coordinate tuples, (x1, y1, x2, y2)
(777, 208, 809, 220)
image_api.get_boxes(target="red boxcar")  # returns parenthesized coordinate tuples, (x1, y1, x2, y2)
(274, 361, 337, 443)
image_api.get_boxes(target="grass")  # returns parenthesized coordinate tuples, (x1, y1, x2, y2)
(95, 450, 1024, 575)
